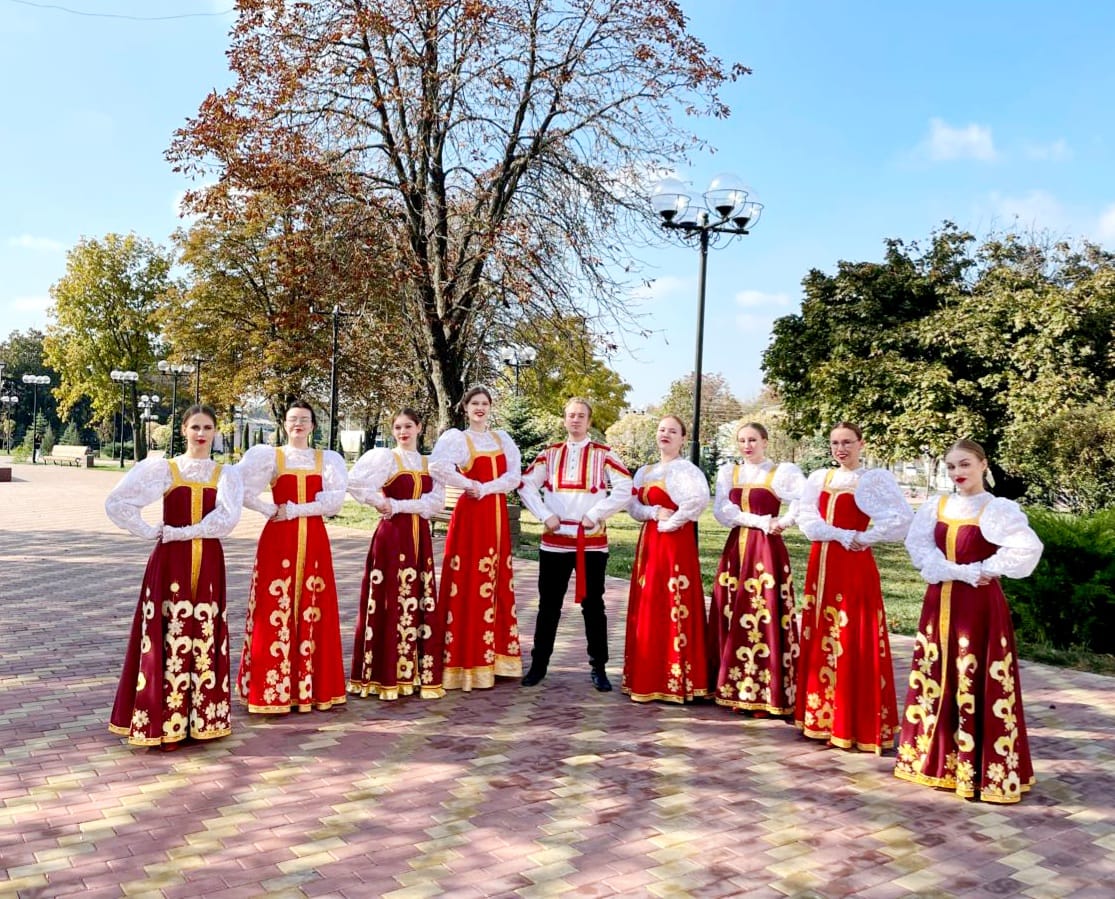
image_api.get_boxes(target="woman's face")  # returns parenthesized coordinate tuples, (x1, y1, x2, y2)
(393, 415, 421, 449)
(182, 413, 217, 456)
(737, 427, 767, 463)
(829, 427, 863, 469)
(466, 394, 491, 428)
(656, 418, 684, 458)
(284, 408, 313, 446)
(946, 448, 987, 496)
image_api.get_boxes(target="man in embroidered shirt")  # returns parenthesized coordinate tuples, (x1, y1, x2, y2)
(518, 397, 633, 691)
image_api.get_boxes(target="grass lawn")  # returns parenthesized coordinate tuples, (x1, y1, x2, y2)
(334, 497, 1114, 674)
(337, 497, 926, 635)
(516, 507, 927, 635)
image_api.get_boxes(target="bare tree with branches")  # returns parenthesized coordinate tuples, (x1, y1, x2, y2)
(169, 0, 748, 430)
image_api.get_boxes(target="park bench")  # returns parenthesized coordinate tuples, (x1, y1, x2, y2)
(430, 485, 463, 534)
(43, 445, 94, 467)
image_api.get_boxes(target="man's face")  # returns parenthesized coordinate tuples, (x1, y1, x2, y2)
(563, 402, 591, 441)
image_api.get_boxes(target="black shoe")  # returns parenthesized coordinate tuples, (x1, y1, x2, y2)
(590, 668, 613, 692)
(521, 669, 546, 687)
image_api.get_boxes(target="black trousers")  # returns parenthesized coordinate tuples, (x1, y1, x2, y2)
(529, 549, 609, 672)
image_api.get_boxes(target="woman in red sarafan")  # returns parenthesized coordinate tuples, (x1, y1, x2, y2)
(347, 408, 446, 700)
(795, 421, 913, 753)
(105, 404, 243, 748)
(895, 439, 1042, 803)
(623, 415, 710, 704)
(429, 386, 523, 691)
(236, 401, 348, 714)
(708, 421, 805, 716)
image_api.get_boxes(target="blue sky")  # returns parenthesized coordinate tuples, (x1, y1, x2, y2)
(3, 0, 1114, 410)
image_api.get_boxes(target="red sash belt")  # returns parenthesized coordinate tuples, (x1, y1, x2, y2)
(560, 519, 588, 605)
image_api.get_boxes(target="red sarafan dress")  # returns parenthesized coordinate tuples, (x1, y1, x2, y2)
(348, 447, 446, 700)
(895, 493, 1042, 803)
(623, 458, 711, 704)
(430, 428, 523, 691)
(708, 460, 805, 714)
(105, 456, 243, 746)
(795, 467, 912, 752)
(237, 445, 348, 713)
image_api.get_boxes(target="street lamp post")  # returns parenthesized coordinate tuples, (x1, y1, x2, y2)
(650, 173, 763, 467)
(109, 370, 139, 467)
(1, 389, 18, 453)
(0, 361, 14, 453)
(21, 374, 52, 464)
(309, 305, 361, 453)
(138, 394, 161, 457)
(158, 361, 195, 456)
(499, 345, 537, 395)
(190, 355, 208, 404)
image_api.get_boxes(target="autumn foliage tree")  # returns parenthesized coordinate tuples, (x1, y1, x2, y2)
(168, 0, 747, 431)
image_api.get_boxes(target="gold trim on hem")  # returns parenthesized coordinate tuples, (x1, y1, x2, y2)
(894, 768, 1034, 804)
(109, 724, 232, 746)
(623, 687, 710, 704)
(714, 698, 793, 715)
(797, 722, 893, 754)
(246, 694, 347, 714)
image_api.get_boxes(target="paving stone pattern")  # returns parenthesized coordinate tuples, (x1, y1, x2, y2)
(2, 465, 1114, 898)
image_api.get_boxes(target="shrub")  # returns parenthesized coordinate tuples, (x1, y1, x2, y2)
(59, 422, 82, 445)
(41, 423, 56, 457)
(1004, 403, 1115, 513)
(1006, 508, 1115, 654)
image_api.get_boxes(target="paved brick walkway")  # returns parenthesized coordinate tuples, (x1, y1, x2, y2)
(2, 463, 1114, 898)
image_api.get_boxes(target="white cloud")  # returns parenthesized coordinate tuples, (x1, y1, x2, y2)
(11, 295, 51, 312)
(734, 290, 791, 334)
(924, 117, 997, 162)
(1024, 138, 1072, 162)
(1097, 204, 1115, 242)
(983, 189, 1068, 231)
(8, 235, 63, 252)
(734, 289, 790, 310)
(630, 274, 689, 304)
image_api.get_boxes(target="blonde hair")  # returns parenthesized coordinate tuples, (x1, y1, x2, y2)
(564, 397, 593, 419)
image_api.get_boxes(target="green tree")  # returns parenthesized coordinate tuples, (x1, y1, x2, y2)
(43, 234, 174, 462)
(660, 371, 743, 458)
(166, 197, 415, 438)
(41, 423, 56, 457)
(762, 225, 1115, 503)
(1004, 403, 1115, 513)
(0, 329, 59, 440)
(762, 223, 978, 461)
(499, 395, 560, 466)
(58, 421, 82, 446)
(169, 0, 748, 432)
(500, 315, 631, 432)
(605, 411, 659, 471)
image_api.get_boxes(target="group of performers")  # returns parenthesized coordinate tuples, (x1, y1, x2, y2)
(105, 393, 1042, 804)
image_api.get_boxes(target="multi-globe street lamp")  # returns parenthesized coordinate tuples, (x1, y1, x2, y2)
(499, 345, 537, 396)
(309, 304, 361, 453)
(21, 373, 52, 464)
(650, 173, 763, 467)
(1, 388, 18, 453)
(157, 361, 195, 456)
(109, 370, 139, 467)
(138, 394, 161, 456)
(189, 355, 207, 404)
